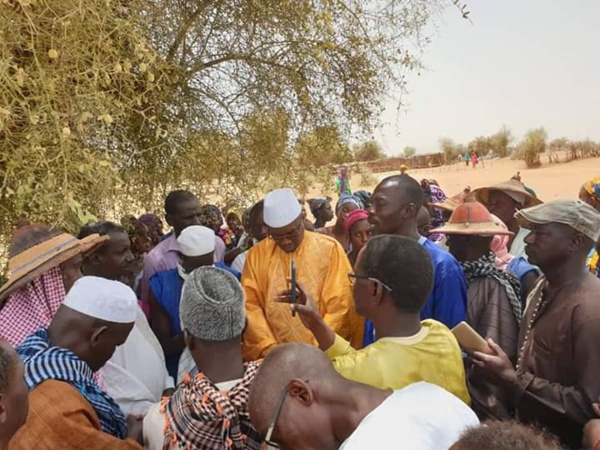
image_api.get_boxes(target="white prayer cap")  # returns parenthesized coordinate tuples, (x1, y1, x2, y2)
(177, 225, 215, 257)
(63, 276, 137, 323)
(263, 188, 302, 228)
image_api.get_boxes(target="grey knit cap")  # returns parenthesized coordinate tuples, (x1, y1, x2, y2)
(179, 266, 245, 341)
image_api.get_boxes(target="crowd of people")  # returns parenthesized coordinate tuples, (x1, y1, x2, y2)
(0, 172, 600, 449)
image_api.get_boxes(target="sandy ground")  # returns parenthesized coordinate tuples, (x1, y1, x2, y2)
(316, 156, 600, 202)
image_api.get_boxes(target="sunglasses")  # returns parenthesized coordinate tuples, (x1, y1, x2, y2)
(347, 272, 392, 292)
(264, 387, 289, 448)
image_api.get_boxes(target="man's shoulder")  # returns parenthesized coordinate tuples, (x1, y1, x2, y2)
(149, 267, 179, 283)
(572, 275, 600, 311)
(422, 320, 460, 343)
(305, 230, 342, 250)
(145, 237, 171, 264)
(32, 379, 91, 409)
(422, 239, 460, 268)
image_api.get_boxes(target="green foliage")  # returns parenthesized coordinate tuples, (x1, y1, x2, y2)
(402, 146, 417, 158)
(468, 136, 493, 156)
(488, 126, 513, 157)
(0, 0, 462, 266)
(439, 138, 463, 163)
(296, 127, 352, 168)
(353, 140, 386, 162)
(516, 128, 547, 168)
(466, 127, 512, 158)
(0, 0, 167, 238)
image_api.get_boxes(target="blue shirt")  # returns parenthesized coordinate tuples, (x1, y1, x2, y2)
(419, 237, 467, 329)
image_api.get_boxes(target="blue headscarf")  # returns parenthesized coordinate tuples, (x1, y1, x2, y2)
(336, 194, 362, 213)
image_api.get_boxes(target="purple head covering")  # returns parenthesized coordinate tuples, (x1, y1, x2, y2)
(139, 213, 160, 228)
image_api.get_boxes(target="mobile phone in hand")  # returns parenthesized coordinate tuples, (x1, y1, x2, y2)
(451, 321, 493, 355)
(291, 260, 297, 317)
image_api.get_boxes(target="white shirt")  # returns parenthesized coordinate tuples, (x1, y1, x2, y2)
(231, 250, 249, 274)
(340, 382, 478, 450)
(177, 347, 197, 385)
(102, 307, 174, 415)
(509, 227, 529, 259)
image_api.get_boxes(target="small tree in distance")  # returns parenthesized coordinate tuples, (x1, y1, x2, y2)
(517, 128, 548, 168)
(402, 146, 417, 158)
(353, 140, 386, 162)
(440, 138, 463, 163)
(489, 126, 513, 157)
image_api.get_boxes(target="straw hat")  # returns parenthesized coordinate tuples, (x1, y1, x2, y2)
(0, 224, 107, 303)
(431, 200, 514, 236)
(472, 179, 542, 209)
(430, 189, 471, 213)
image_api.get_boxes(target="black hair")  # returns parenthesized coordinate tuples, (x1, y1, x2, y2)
(77, 221, 126, 252)
(453, 421, 564, 450)
(359, 234, 433, 313)
(379, 174, 424, 209)
(226, 211, 240, 222)
(164, 190, 197, 215)
(0, 344, 15, 393)
(249, 200, 265, 218)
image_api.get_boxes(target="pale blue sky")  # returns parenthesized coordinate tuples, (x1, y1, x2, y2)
(375, 0, 600, 155)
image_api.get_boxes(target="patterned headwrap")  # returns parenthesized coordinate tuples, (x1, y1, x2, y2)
(139, 213, 161, 229)
(354, 190, 372, 209)
(17, 328, 128, 438)
(584, 176, 600, 199)
(163, 361, 262, 450)
(0, 267, 66, 347)
(335, 194, 362, 213)
(489, 214, 513, 271)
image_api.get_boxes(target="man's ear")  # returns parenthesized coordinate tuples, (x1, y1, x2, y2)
(183, 330, 195, 351)
(287, 379, 313, 406)
(0, 394, 6, 425)
(372, 281, 385, 306)
(569, 233, 588, 253)
(87, 251, 103, 267)
(90, 325, 108, 347)
(165, 214, 174, 228)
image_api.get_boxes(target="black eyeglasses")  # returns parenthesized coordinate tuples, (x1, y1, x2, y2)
(270, 221, 303, 242)
(347, 272, 392, 292)
(264, 387, 288, 448)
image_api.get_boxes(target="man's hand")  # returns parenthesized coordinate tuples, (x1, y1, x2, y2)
(276, 278, 335, 350)
(472, 339, 518, 386)
(276, 278, 322, 330)
(126, 414, 144, 445)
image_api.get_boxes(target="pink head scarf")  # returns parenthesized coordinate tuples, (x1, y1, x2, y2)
(0, 267, 66, 347)
(489, 214, 513, 271)
(344, 209, 369, 233)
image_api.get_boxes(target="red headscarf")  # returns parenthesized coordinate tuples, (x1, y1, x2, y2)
(344, 209, 369, 233)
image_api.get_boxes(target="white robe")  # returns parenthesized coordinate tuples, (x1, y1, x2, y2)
(340, 382, 478, 450)
(102, 307, 174, 415)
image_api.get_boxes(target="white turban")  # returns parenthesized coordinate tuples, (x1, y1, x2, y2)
(263, 188, 302, 228)
(177, 226, 215, 257)
(63, 276, 137, 323)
